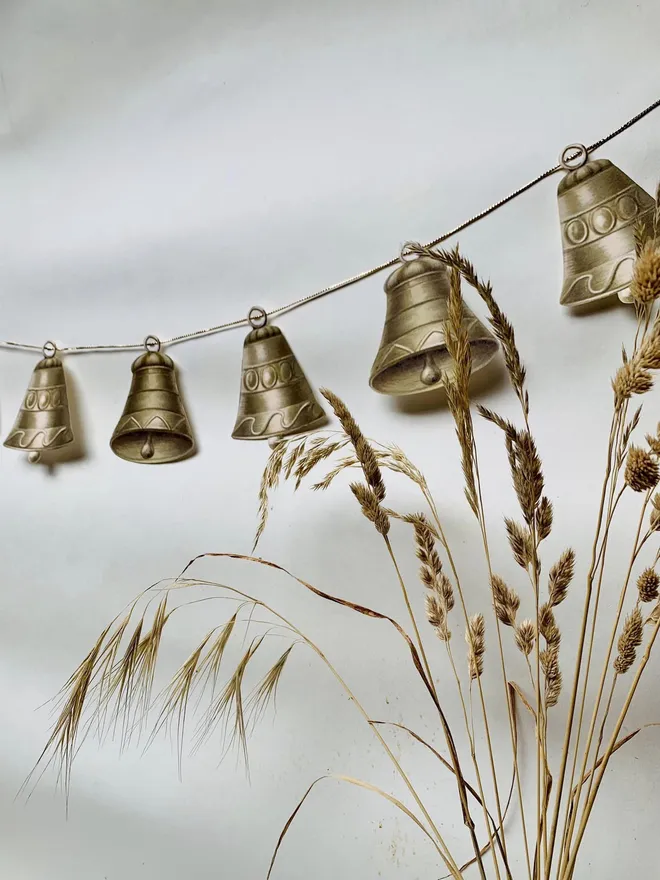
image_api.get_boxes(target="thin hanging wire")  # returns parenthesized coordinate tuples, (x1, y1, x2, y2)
(3, 96, 660, 356)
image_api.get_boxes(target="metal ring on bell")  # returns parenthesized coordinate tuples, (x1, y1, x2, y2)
(248, 306, 268, 329)
(559, 144, 589, 171)
(400, 241, 421, 262)
(42, 340, 57, 358)
(144, 335, 161, 352)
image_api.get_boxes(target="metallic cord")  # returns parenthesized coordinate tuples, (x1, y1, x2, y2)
(3, 96, 660, 356)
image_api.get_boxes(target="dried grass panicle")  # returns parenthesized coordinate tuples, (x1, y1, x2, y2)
(508, 430, 545, 527)
(255, 440, 289, 547)
(537, 495, 553, 541)
(637, 568, 660, 603)
(425, 592, 451, 641)
(614, 605, 644, 674)
(505, 518, 532, 569)
(490, 574, 520, 627)
(349, 482, 390, 536)
(630, 240, 660, 305)
(465, 614, 485, 679)
(320, 389, 386, 502)
(548, 548, 576, 607)
(613, 360, 654, 402)
(416, 244, 528, 413)
(540, 645, 562, 707)
(248, 645, 294, 727)
(539, 603, 561, 649)
(646, 432, 660, 457)
(514, 619, 536, 656)
(292, 438, 349, 488)
(624, 445, 660, 492)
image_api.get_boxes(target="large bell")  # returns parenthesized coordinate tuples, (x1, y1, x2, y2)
(558, 144, 655, 307)
(232, 308, 327, 440)
(4, 343, 74, 463)
(111, 338, 195, 464)
(369, 256, 498, 395)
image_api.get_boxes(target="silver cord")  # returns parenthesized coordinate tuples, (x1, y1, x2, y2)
(2, 96, 659, 356)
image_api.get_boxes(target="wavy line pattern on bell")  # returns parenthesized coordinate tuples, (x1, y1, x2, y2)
(233, 402, 320, 437)
(562, 254, 635, 299)
(4, 427, 73, 449)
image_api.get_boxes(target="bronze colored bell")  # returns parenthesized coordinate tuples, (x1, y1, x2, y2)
(369, 256, 498, 395)
(111, 338, 194, 464)
(558, 144, 655, 306)
(4, 343, 74, 463)
(232, 308, 327, 440)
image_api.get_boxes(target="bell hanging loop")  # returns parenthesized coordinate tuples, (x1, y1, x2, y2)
(110, 336, 195, 464)
(369, 255, 498, 396)
(557, 147, 655, 306)
(232, 310, 326, 441)
(4, 342, 74, 463)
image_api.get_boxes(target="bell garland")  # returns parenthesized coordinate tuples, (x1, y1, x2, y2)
(1, 101, 660, 464)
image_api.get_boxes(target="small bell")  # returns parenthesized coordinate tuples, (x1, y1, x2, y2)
(369, 255, 498, 395)
(232, 307, 327, 440)
(110, 336, 195, 464)
(4, 342, 74, 463)
(557, 144, 655, 307)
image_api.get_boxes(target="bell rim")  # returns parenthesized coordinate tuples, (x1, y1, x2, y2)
(369, 338, 499, 396)
(109, 433, 195, 464)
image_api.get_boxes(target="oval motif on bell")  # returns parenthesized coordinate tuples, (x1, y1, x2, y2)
(51, 388, 62, 407)
(38, 390, 50, 410)
(279, 360, 293, 383)
(566, 218, 589, 245)
(261, 366, 277, 389)
(616, 194, 638, 221)
(25, 391, 37, 410)
(591, 206, 616, 235)
(244, 369, 259, 392)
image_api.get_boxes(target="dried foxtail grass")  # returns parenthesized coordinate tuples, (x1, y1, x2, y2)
(34, 229, 660, 880)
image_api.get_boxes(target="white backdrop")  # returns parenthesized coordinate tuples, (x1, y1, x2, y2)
(1, 2, 660, 878)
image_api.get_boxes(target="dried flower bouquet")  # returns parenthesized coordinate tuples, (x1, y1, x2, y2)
(31, 204, 660, 880)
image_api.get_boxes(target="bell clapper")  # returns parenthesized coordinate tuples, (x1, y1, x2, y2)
(27, 450, 41, 464)
(420, 352, 442, 386)
(140, 434, 155, 460)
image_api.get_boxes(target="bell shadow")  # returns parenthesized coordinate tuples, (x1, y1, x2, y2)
(28, 367, 88, 474)
(389, 355, 507, 415)
(566, 295, 636, 320)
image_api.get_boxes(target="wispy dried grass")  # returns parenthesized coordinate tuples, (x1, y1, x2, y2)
(548, 549, 575, 607)
(514, 620, 536, 657)
(613, 606, 644, 675)
(466, 614, 485, 680)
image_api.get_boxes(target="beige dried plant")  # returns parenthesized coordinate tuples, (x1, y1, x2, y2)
(32, 226, 660, 880)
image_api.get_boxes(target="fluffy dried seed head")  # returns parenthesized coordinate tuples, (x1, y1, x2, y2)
(505, 518, 532, 569)
(321, 389, 386, 502)
(514, 619, 536, 656)
(646, 433, 660, 457)
(349, 482, 390, 536)
(490, 574, 520, 627)
(613, 361, 653, 402)
(625, 446, 660, 492)
(537, 496, 553, 541)
(540, 645, 562, 707)
(630, 241, 660, 305)
(637, 568, 660, 603)
(651, 508, 660, 532)
(613, 606, 644, 674)
(548, 548, 575, 607)
(539, 603, 561, 648)
(425, 593, 451, 641)
(466, 614, 485, 679)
